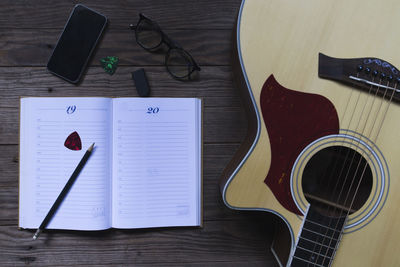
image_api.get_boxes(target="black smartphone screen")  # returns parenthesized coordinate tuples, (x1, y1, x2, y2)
(47, 5, 107, 83)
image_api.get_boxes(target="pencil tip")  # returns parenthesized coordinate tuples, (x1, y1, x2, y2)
(88, 143, 95, 152)
(33, 229, 41, 240)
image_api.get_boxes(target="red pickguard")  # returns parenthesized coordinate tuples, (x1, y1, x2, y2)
(260, 75, 339, 215)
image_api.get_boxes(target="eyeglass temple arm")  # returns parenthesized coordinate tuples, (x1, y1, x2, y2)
(188, 54, 201, 71)
(193, 62, 201, 71)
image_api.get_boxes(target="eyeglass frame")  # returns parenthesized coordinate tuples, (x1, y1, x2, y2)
(129, 13, 201, 80)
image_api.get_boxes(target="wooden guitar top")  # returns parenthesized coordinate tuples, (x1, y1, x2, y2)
(221, 0, 400, 266)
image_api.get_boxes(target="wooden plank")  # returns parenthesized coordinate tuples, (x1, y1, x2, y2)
(0, 0, 284, 266)
(0, 143, 248, 225)
(0, 217, 277, 266)
(0, 66, 241, 108)
(5, 263, 277, 267)
(0, 29, 232, 66)
(0, 0, 241, 29)
(0, 146, 18, 187)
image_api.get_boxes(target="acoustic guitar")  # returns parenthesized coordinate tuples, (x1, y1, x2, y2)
(220, 0, 400, 266)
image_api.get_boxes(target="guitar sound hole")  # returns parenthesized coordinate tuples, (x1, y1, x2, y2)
(301, 146, 373, 217)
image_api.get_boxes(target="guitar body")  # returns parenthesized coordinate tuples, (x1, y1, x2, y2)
(220, 0, 400, 266)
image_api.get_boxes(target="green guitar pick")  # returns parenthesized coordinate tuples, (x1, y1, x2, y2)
(100, 56, 119, 75)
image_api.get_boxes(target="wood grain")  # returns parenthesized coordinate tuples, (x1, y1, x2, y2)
(0, 67, 239, 108)
(0, 218, 278, 266)
(0, 29, 232, 66)
(0, 0, 280, 266)
(0, 0, 241, 29)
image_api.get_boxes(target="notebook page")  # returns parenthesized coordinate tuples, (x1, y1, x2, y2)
(19, 97, 112, 230)
(112, 98, 201, 228)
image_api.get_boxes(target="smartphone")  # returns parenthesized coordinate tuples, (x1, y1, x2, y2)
(47, 4, 107, 83)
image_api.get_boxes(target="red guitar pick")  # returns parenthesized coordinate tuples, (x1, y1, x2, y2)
(64, 131, 82, 151)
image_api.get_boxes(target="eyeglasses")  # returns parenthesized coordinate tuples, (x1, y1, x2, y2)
(130, 13, 201, 80)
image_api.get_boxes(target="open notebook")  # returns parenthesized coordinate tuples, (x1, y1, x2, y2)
(19, 97, 202, 230)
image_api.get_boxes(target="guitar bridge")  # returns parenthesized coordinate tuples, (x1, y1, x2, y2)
(318, 53, 400, 102)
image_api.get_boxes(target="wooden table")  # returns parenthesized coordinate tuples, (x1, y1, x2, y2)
(0, 1, 279, 266)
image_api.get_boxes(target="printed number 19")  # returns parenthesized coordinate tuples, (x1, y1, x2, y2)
(147, 107, 159, 114)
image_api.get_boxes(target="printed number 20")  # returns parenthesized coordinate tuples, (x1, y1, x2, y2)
(147, 107, 159, 114)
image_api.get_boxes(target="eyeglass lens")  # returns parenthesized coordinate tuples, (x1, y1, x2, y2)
(166, 49, 194, 78)
(136, 18, 162, 50)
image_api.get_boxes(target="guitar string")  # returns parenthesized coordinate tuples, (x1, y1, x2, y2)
(314, 73, 374, 213)
(321, 79, 396, 264)
(318, 78, 395, 266)
(316, 74, 388, 267)
(314, 77, 382, 266)
(304, 71, 371, 266)
(295, 70, 394, 266)
(305, 72, 376, 266)
(304, 72, 364, 267)
(319, 80, 394, 266)
(340, 81, 395, 225)
(312, 72, 360, 205)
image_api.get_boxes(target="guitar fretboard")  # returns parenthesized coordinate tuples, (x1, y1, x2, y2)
(290, 206, 346, 267)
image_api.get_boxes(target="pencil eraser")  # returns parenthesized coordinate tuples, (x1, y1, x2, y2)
(132, 68, 151, 97)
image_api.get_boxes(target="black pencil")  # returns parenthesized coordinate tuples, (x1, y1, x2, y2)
(32, 143, 95, 240)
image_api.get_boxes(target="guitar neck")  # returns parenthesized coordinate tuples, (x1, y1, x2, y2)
(289, 206, 347, 267)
